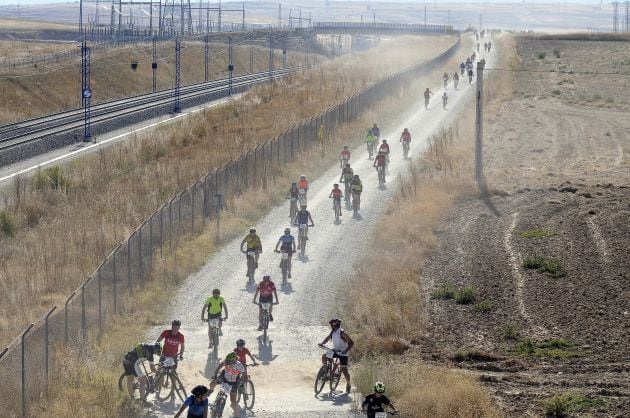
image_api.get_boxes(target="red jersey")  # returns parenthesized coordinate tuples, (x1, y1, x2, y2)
(401, 131, 411, 142)
(159, 330, 184, 357)
(297, 179, 309, 190)
(339, 150, 351, 160)
(375, 154, 386, 167)
(379, 143, 390, 153)
(258, 281, 276, 297)
(234, 347, 252, 365)
(330, 188, 342, 198)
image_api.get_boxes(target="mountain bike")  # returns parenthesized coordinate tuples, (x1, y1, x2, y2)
(204, 317, 226, 354)
(298, 188, 308, 206)
(237, 363, 258, 410)
(153, 355, 186, 402)
(274, 249, 290, 285)
(243, 249, 258, 285)
(288, 196, 298, 220)
(118, 359, 158, 396)
(339, 156, 349, 169)
(352, 192, 361, 217)
(254, 301, 278, 344)
(210, 380, 233, 418)
(332, 196, 342, 223)
(366, 141, 375, 159)
(402, 141, 410, 160)
(314, 345, 343, 394)
(376, 165, 385, 187)
(343, 180, 352, 206)
(296, 223, 313, 257)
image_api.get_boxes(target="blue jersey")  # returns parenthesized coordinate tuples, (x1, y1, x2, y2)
(295, 211, 310, 225)
(183, 395, 208, 417)
(279, 234, 295, 244)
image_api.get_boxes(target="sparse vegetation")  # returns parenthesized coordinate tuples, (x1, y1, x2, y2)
(511, 338, 580, 358)
(552, 49, 561, 58)
(552, 89, 561, 96)
(519, 228, 554, 238)
(522, 256, 567, 277)
(498, 322, 520, 340)
(474, 299, 493, 313)
(451, 349, 501, 362)
(0, 210, 16, 237)
(455, 286, 477, 304)
(538, 52, 546, 59)
(542, 392, 607, 417)
(432, 282, 456, 299)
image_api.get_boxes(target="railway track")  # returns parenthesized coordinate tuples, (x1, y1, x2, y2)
(0, 67, 302, 153)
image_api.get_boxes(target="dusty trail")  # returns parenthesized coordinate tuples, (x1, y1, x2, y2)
(146, 40, 496, 417)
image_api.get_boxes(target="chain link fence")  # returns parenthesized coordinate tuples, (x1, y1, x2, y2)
(0, 35, 460, 417)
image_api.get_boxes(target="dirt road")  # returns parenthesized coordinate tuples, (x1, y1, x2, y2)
(144, 40, 494, 417)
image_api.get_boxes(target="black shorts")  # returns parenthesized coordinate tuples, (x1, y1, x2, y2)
(188, 414, 204, 418)
(333, 353, 349, 366)
(218, 372, 240, 394)
(259, 295, 273, 304)
(208, 312, 222, 320)
(123, 359, 137, 377)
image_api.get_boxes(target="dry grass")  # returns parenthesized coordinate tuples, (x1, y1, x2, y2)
(0, 40, 71, 59)
(0, 34, 457, 348)
(354, 357, 501, 418)
(0, 18, 75, 31)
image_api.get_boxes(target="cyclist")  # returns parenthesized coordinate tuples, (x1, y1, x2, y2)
(362, 382, 399, 418)
(339, 162, 354, 185)
(400, 128, 411, 144)
(471, 51, 477, 62)
(374, 151, 387, 183)
(318, 318, 354, 393)
(423, 88, 434, 109)
(350, 174, 363, 210)
(287, 182, 299, 218)
(274, 227, 296, 278)
(465, 57, 472, 72)
(240, 227, 262, 269)
(156, 319, 185, 367)
(488, 41, 492, 52)
(122, 342, 161, 403)
(468, 68, 474, 84)
(234, 339, 258, 383)
(329, 183, 343, 216)
(370, 123, 381, 149)
(442, 91, 448, 109)
(297, 174, 309, 205)
(453, 71, 459, 89)
(175, 384, 209, 418)
(201, 289, 228, 346)
(293, 204, 315, 248)
(208, 352, 245, 418)
(253, 274, 279, 331)
(476, 41, 480, 52)
(365, 129, 376, 159)
(459, 61, 465, 76)
(442, 72, 449, 88)
(339, 145, 351, 168)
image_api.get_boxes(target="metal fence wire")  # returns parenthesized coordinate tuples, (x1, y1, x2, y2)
(0, 36, 460, 417)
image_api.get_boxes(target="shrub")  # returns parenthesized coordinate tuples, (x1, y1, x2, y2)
(455, 286, 476, 304)
(474, 299, 492, 313)
(537, 52, 546, 59)
(31, 166, 68, 191)
(523, 256, 567, 278)
(431, 282, 456, 299)
(498, 323, 520, 340)
(0, 210, 16, 237)
(451, 349, 501, 362)
(552, 89, 561, 96)
(512, 338, 580, 358)
(552, 49, 561, 58)
(543, 392, 606, 416)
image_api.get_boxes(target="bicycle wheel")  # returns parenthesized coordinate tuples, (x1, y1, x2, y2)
(171, 373, 187, 403)
(213, 396, 226, 418)
(154, 371, 174, 401)
(314, 366, 327, 395)
(240, 380, 255, 410)
(118, 373, 130, 393)
(281, 262, 288, 285)
(330, 366, 342, 391)
(334, 205, 339, 222)
(212, 329, 220, 349)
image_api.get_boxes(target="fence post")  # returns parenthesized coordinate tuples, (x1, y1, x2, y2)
(191, 187, 195, 233)
(80, 282, 87, 339)
(127, 234, 132, 292)
(64, 291, 75, 343)
(44, 306, 57, 396)
(112, 250, 117, 314)
(149, 213, 154, 267)
(21, 323, 35, 418)
(138, 226, 143, 284)
(97, 270, 102, 337)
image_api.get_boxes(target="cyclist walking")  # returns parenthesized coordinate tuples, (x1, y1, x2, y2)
(319, 318, 354, 393)
(362, 382, 399, 418)
(253, 274, 279, 331)
(274, 227, 296, 278)
(201, 289, 228, 346)
(122, 342, 162, 404)
(175, 385, 210, 418)
(156, 319, 184, 366)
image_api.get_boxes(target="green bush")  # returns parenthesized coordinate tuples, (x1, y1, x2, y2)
(552, 89, 561, 96)
(455, 286, 476, 305)
(512, 338, 580, 359)
(519, 229, 553, 238)
(498, 323, 520, 340)
(0, 210, 16, 237)
(474, 299, 492, 313)
(432, 282, 456, 300)
(523, 256, 567, 278)
(537, 52, 546, 59)
(552, 49, 561, 58)
(543, 392, 606, 416)
(32, 166, 68, 191)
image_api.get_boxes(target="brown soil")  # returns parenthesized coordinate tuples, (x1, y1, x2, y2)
(416, 37, 630, 416)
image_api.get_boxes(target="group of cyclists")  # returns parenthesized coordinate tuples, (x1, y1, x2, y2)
(121, 38, 492, 418)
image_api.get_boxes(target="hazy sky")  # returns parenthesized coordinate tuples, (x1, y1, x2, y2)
(0, 0, 611, 5)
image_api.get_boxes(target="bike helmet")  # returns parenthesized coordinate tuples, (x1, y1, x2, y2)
(382, 139, 387, 143)
(374, 382, 386, 393)
(225, 352, 238, 364)
(249, 227, 256, 233)
(353, 174, 360, 179)
(343, 145, 348, 149)
(236, 339, 246, 347)
(171, 319, 181, 327)
(403, 128, 408, 132)
(263, 274, 271, 281)
(291, 182, 297, 186)
(192, 385, 209, 397)
(300, 174, 306, 179)
(284, 228, 291, 234)
(329, 318, 341, 327)
(345, 163, 351, 168)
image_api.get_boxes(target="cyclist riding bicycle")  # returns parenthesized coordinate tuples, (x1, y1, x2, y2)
(122, 342, 161, 403)
(351, 174, 363, 210)
(453, 71, 459, 88)
(234, 339, 258, 383)
(424, 88, 434, 109)
(459, 61, 465, 75)
(287, 182, 299, 200)
(297, 175, 309, 193)
(468, 68, 474, 84)
(339, 146, 351, 166)
(274, 227, 296, 278)
(175, 385, 209, 418)
(362, 382, 399, 418)
(442, 92, 448, 109)
(339, 162, 354, 184)
(365, 129, 376, 158)
(253, 274, 279, 331)
(371, 123, 381, 149)
(374, 152, 387, 182)
(156, 319, 185, 367)
(294, 205, 315, 248)
(201, 289, 228, 345)
(240, 227, 262, 269)
(329, 184, 343, 215)
(443, 72, 449, 88)
(208, 352, 245, 418)
(400, 128, 411, 144)
(319, 318, 354, 393)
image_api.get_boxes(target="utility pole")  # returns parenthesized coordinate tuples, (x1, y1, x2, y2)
(282, 35, 287, 68)
(218, 0, 222, 32)
(268, 32, 273, 82)
(424, 5, 427, 27)
(612, 1, 619, 32)
(204, 33, 209, 82)
(173, 36, 181, 113)
(152, 36, 157, 92)
(278, 3, 282, 28)
(242, 2, 246, 30)
(475, 60, 485, 190)
(81, 41, 92, 141)
(249, 33, 254, 73)
(228, 36, 234, 96)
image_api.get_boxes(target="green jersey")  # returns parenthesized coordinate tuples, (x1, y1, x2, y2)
(205, 296, 225, 315)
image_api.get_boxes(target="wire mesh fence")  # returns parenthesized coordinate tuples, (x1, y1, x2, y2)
(0, 36, 460, 417)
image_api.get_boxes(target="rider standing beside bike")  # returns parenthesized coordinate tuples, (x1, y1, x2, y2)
(319, 318, 354, 393)
(241, 227, 262, 270)
(209, 352, 245, 418)
(201, 289, 228, 345)
(294, 205, 315, 249)
(156, 319, 184, 366)
(253, 275, 279, 331)
(274, 227, 296, 278)
(122, 342, 162, 404)
(175, 385, 209, 418)
(362, 382, 400, 418)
